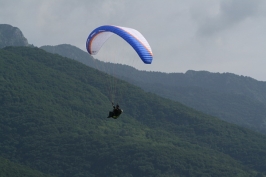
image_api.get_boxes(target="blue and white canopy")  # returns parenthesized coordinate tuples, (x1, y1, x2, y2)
(86, 25, 153, 64)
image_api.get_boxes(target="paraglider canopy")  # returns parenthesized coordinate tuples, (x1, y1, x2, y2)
(86, 25, 153, 64)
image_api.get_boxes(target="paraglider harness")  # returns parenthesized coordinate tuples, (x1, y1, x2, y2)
(107, 103, 123, 119)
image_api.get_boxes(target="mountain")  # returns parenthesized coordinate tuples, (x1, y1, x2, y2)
(40, 44, 266, 134)
(41, 44, 95, 65)
(0, 157, 53, 177)
(1, 46, 266, 177)
(0, 24, 29, 48)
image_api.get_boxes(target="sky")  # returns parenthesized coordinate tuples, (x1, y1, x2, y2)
(1, 0, 266, 81)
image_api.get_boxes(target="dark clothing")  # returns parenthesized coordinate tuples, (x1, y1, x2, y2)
(107, 103, 122, 119)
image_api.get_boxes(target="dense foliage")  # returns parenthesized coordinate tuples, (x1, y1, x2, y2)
(0, 157, 53, 177)
(1, 46, 266, 177)
(41, 44, 266, 134)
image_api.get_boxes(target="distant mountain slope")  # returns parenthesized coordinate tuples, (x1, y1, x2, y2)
(41, 44, 95, 66)
(40, 44, 266, 134)
(2, 46, 266, 177)
(0, 157, 53, 177)
(0, 24, 29, 48)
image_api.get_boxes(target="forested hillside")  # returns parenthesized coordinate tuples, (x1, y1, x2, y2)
(0, 157, 54, 177)
(1, 46, 266, 177)
(40, 44, 266, 134)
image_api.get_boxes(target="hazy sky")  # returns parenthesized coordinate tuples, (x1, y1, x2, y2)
(1, 0, 266, 81)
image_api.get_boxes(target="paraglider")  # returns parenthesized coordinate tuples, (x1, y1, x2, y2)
(107, 103, 123, 119)
(86, 25, 153, 64)
(86, 25, 153, 119)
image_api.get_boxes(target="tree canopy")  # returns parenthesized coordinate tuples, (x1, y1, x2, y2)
(1, 46, 266, 177)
